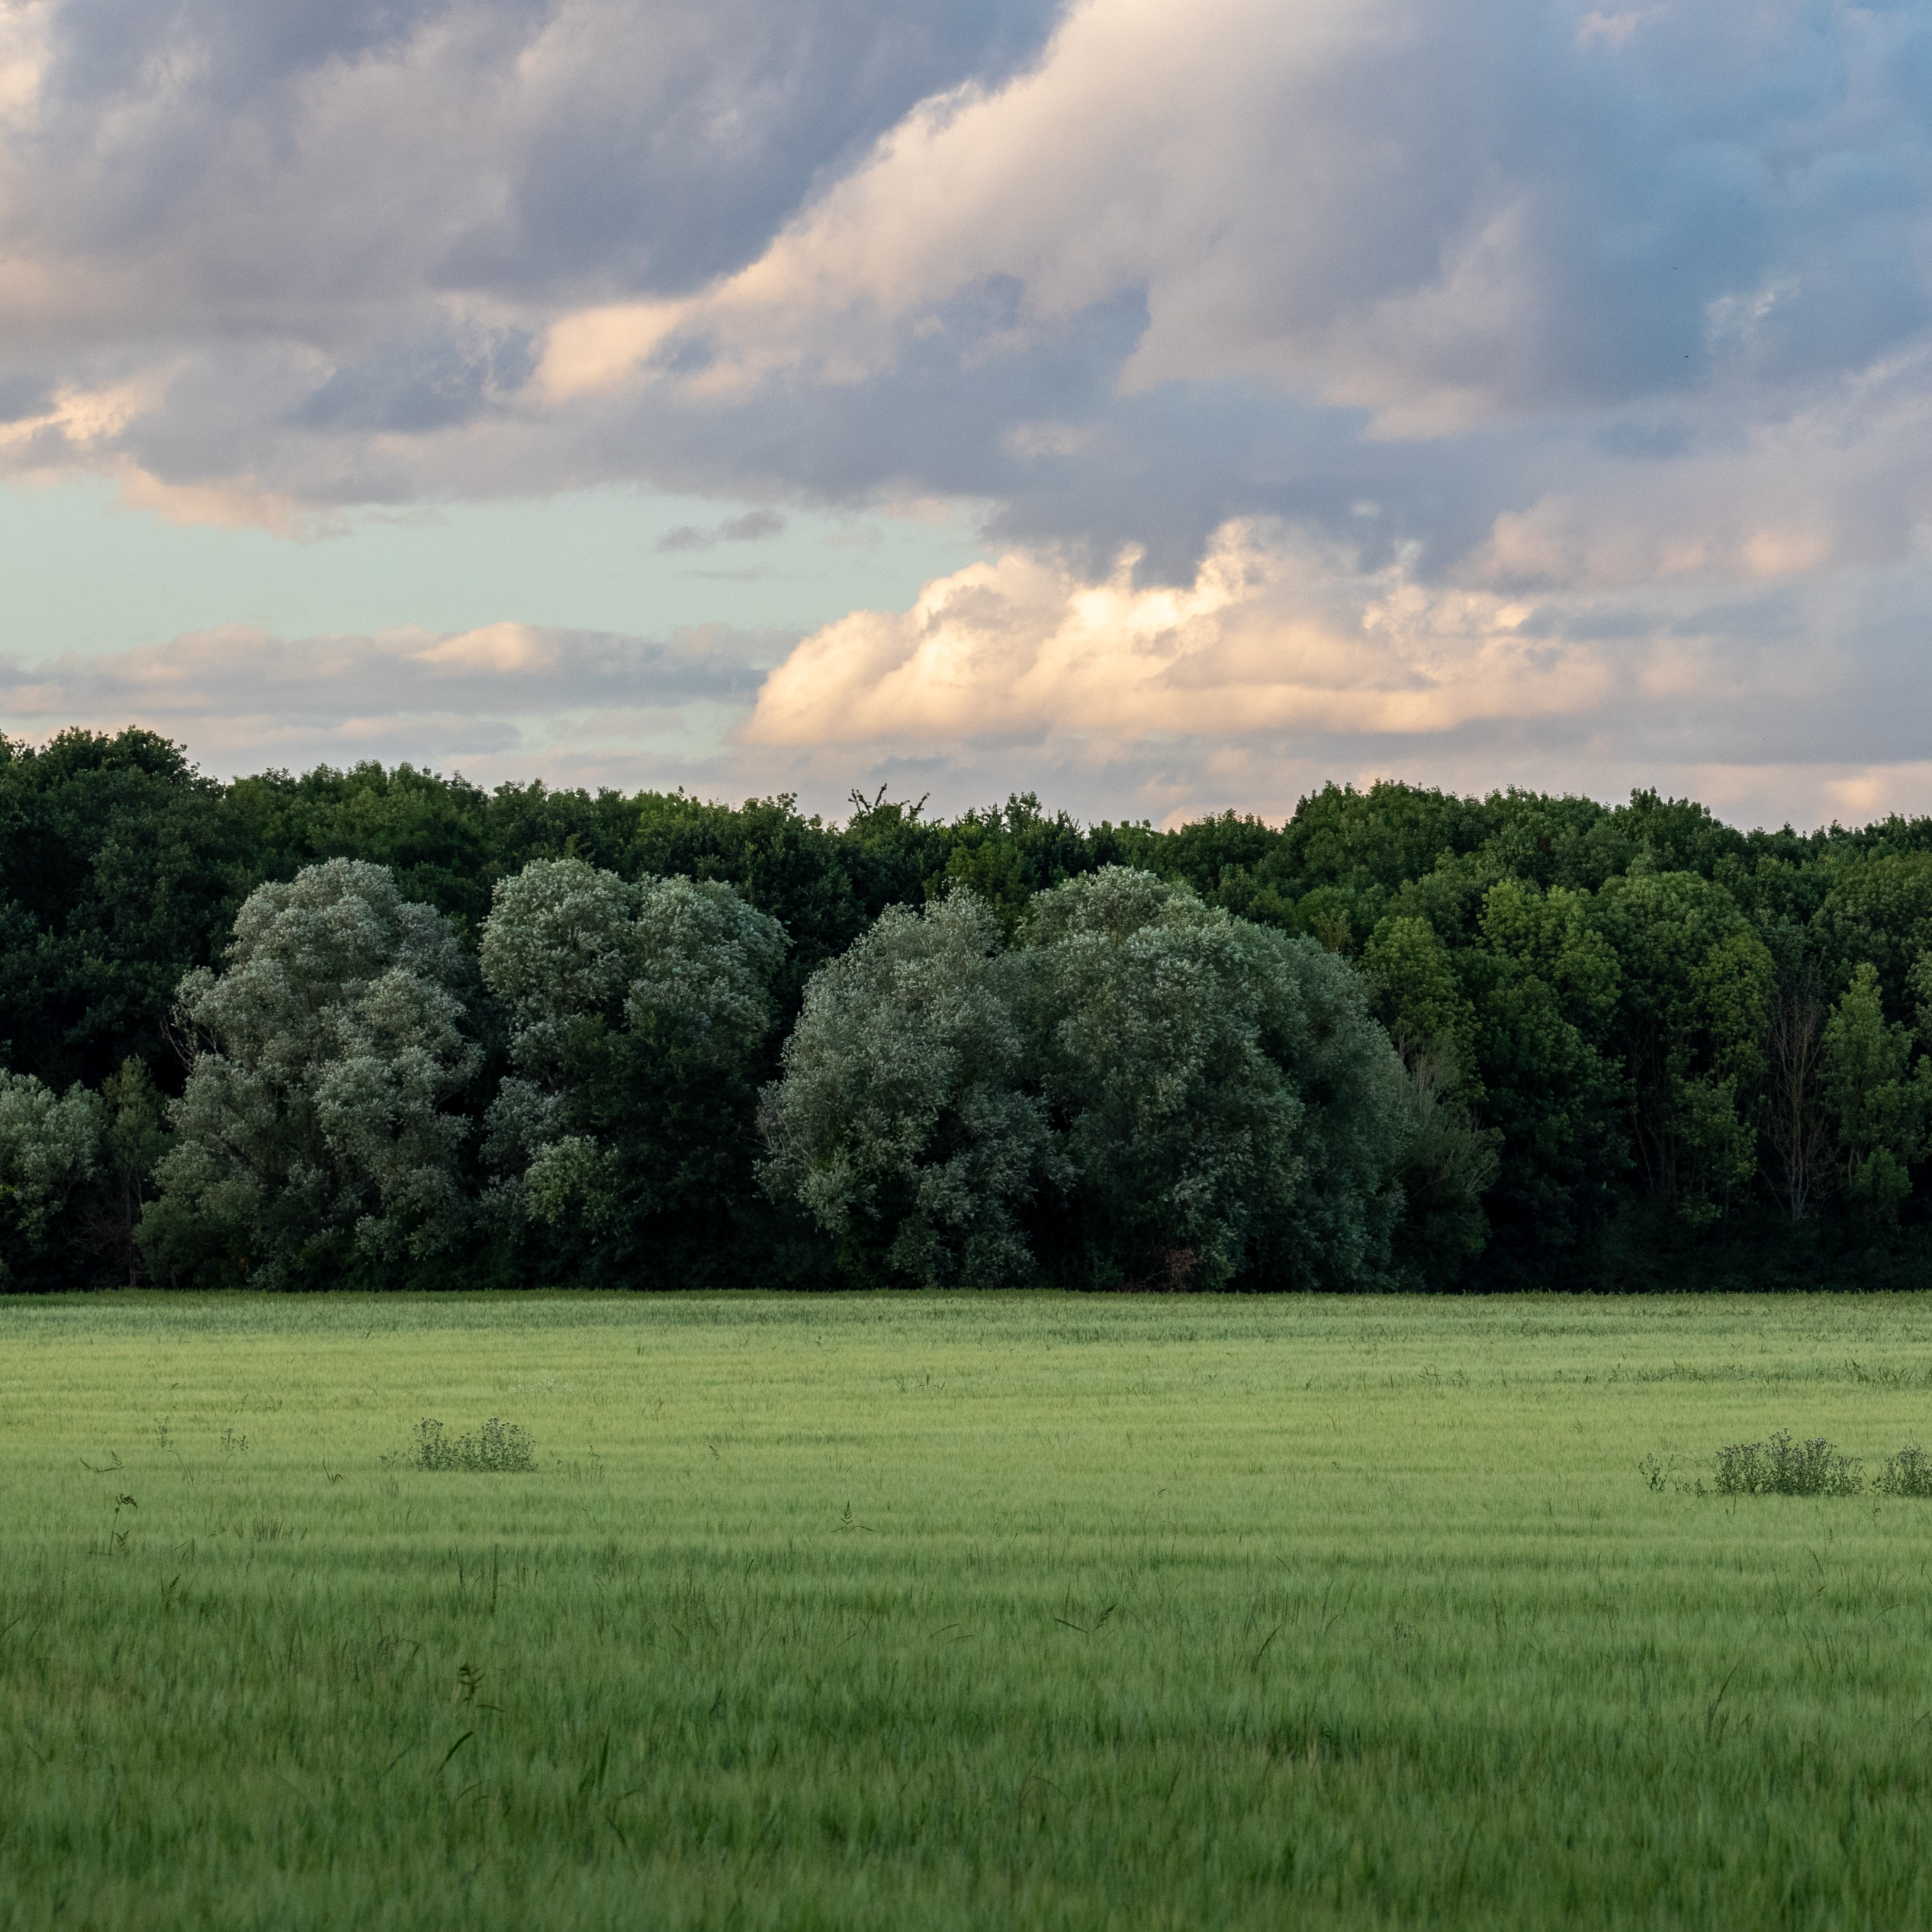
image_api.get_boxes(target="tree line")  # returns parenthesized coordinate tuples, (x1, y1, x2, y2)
(3, 726, 1930, 1292)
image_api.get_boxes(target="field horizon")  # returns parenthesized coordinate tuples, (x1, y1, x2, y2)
(5, 1288, 1932, 1927)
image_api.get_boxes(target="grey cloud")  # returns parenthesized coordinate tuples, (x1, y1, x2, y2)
(656, 508, 786, 552)
(24, 0, 1068, 307)
(292, 333, 539, 436)
(718, 510, 785, 542)
(50, 0, 474, 107)
(4, 0, 1932, 859)
(1664, 595, 1807, 642)
(23, 0, 1908, 591)
(0, 377, 50, 425)
(0, 621, 792, 773)
(435, 2, 1070, 297)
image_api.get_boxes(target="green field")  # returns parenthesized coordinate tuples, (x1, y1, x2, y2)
(5, 1292, 1932, 1929)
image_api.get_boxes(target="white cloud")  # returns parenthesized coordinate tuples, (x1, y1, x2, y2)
(410, 622, 559, 673)
(746, 522, 1610, 746)
(733, 513, 1932, 832)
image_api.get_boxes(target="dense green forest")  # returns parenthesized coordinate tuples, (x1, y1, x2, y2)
(4, 725, 1931, 1293)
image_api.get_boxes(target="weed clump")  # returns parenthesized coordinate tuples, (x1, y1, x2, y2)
(1875, 1444, 1932, 1497)
(1713, 1430, 1863, 1496)
(396, 1418, 535, 1473)
(1657, 1434, 1932, 1498)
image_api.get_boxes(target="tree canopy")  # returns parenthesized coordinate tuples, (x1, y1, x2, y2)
(10, 728, 1932, 1290)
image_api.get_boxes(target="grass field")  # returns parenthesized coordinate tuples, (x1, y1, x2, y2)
(5, 1291, 1932, 1929)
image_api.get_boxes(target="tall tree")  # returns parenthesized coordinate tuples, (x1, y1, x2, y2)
(0, 729, 247, 1088)
(759, 891, 1047, 1286)
(145, 860, 480, 1287)
(479, 857, 788, 1283)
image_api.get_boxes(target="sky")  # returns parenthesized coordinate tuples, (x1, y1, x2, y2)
(2, 0, 1932, 830)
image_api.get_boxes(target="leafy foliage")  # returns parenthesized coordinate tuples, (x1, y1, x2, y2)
(1876, 1445, 1932, 1497)
(1821, 962, 1930, 1220)
(1589, 871, 1773, 1229)
(1017, 869, 1407, 1291)
(398, 1417, 535, 1473)
(0, 1070, 103, 1289)
(145, 860, 481, 1287)
(1714, 1431, 1864, 1497)
(18, 735, 1932, 1289)
(479, 857, 789, 1283)
(761, 870, 1410, 1291)
(0, 729, 248, 1090)
(759, 892, 1050, 1287)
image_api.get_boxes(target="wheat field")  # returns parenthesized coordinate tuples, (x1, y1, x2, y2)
(5, 1290, 1932, 1928)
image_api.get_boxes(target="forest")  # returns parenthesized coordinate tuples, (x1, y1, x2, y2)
(2, 724, 1930, 1294)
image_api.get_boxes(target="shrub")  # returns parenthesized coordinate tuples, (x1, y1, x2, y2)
(1876, 1444, 1932, 1497)
(1714, 1429, 1863, 1496)
(402, 1417, 535, 1473)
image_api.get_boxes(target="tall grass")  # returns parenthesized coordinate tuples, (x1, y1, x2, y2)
(3, 1290, 1932, 1929)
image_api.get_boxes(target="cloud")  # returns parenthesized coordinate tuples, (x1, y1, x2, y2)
(0, 0, 1072, 511)
(0, 0, 1918, 555)
(2, 0, 1932, 833)
(739, 515, 1932, 833)
(747, 522, 1607, 746)
(8, 530, 1932, 835)
(409, 622, 560, 673)
(27, 0, 1066, 304)
(0, 619, 791, 785)
(532, 0, 1921, 432)
(657, 508, 786, 551)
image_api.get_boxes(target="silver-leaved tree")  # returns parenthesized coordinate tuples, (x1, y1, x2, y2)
(761, 866, 1410, 1290)
(757, 891, 1052, 1287)
(143, 859, 480, 1286)
(0, 1071, 103, 1289)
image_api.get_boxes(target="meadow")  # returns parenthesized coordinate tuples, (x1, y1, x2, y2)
(5, 1292, 1932, 1929)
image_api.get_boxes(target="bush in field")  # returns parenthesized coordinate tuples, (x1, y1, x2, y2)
(0, 1071, 102, 1289)
(143, 860, 480, 1286)
(1018, 868, 1407, 1290)
(399, 1417, 535, 1473)
(758, 892, 1050, 1286)
(1875, 1445, 1932, 1497)
(761, 869, 1408, 1290)
(478, 859, 787, 1275)
(1714, 1430, 1863, 1496)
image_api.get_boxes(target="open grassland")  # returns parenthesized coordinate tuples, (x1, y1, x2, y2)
(6, 1294, 1932, 1929)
